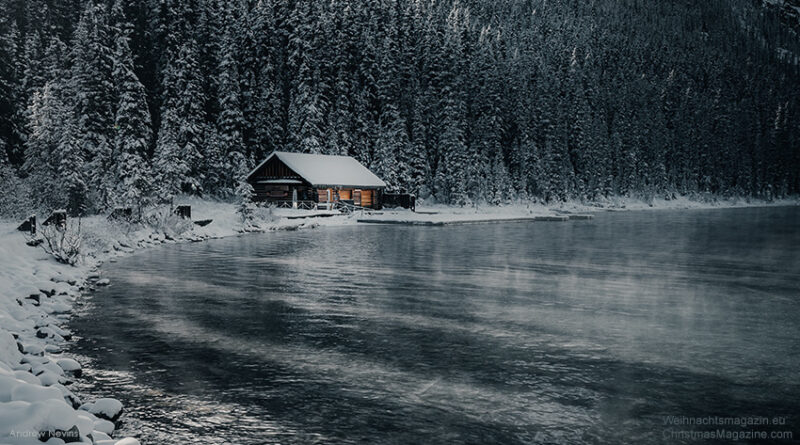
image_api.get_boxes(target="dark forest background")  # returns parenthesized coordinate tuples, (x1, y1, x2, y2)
(0, 0, 799, 216)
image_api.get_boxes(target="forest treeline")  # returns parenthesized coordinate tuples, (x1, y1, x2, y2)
(0, 0, 799, 216)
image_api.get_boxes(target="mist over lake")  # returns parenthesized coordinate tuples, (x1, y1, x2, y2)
(69, 206, 800, 444)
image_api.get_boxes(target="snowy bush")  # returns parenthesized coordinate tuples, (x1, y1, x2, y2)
(144, 205, 193, 238)
(79, 216, 137, 254)
(254, 204, 277, 224)
(37, 219, 83, 265)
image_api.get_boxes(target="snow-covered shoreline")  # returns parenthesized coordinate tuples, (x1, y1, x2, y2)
(1, 195, 797, 444)
(0, 198, 348, 445)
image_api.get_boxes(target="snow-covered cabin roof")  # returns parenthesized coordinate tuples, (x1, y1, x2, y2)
(247, 151, 387, 188)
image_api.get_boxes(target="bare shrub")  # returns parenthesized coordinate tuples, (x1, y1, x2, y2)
(254, 204, 277, 224)
(36, 218, 82, 265)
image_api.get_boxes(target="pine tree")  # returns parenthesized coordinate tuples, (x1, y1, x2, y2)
(71, 2, 116, 211)
(25, 80, 87, 214)
(214, 8, 248, 196)
(490, 150, 513, 205)
(156, 37, 207, 195)
(236, 178, 257, 228)
(24, 83, 63, 210)
(111, 0, 154, 215)
(373, 32, 408, 190)
(436, 5, 470, 206)
(0, 15, 22, 165)
(287, 0, 325, 154)
(153, 105, 188, 201)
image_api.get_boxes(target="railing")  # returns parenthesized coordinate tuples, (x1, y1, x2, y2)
(272, 201, 317, 210)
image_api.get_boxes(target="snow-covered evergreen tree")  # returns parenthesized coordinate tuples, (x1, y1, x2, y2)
(236, 178, 257, 228)
(23, 83, 64, 210)
(25, 80, 87, 215)
(0, 14, 22, 164)
(71, 2, 116, 211)
(287, 0, 325, 154)
(215, 8, 248, 196)
(111, 1, 153, 216)
(156, 37, 207, 196)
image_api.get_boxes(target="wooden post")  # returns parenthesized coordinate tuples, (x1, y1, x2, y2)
(17, 215, 36, 235)
(174, 205, 191, 219)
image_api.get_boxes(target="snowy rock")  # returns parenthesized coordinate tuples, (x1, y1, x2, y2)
(0, 331, 22, 366)
(48, 325, 71, 338)
(93, 419, 115, 435)
(49, 301, 73, 313)
(11, 381, 64, 402)
(90, 431, 112, 441)
(32, 361, 65, 378)
(96, 279, 111, 286)
(114, 438, 141, 445)
(26, 293, 42, 305)
(36, 370, 61, 386)
(57, 358, 82, 377)
(45, 344, 63, 353)
(39, 424, 81, 443)
(83, 398, 124, 422)
(13, 370, 41, 385)
(52, 383, 82, 408)
(22, 343, 45, 356)
(75, 410, 98, 435)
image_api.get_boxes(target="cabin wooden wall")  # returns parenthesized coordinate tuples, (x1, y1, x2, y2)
(254, 184, 315, 202)
(316, 188, 377, 208)
(317, 188, 332, 203)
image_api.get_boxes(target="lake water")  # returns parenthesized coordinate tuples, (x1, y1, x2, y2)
(69, 207, 800, 444)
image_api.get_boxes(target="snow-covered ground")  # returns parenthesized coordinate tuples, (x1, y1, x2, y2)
(0, 194, 797, 444)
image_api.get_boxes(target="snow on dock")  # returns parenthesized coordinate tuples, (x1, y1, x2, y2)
(357, 209, 590, 226)
(358, 217, 541, 226)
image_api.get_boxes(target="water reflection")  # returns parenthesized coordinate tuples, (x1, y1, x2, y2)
(70, 207, 800, 444)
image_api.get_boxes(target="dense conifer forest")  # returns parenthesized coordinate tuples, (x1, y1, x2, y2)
(0, 0, 799, 216)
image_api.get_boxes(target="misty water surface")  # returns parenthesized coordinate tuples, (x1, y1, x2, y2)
(69, 207, 800, 444)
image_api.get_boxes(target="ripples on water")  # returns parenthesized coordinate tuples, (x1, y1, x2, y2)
(69, 207, 800, 444)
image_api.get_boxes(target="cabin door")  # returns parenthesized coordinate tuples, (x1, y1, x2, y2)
(291, 189, 298, 208)
(360, 190, 373, 207)
(353, 189, 362, 206)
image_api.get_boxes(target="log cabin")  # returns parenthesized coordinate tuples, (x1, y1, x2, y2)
(246, 151, 387, 209)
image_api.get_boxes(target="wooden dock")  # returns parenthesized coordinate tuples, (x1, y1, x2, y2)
(357, 214, 593, 226)
(285, 212, 339, 220)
